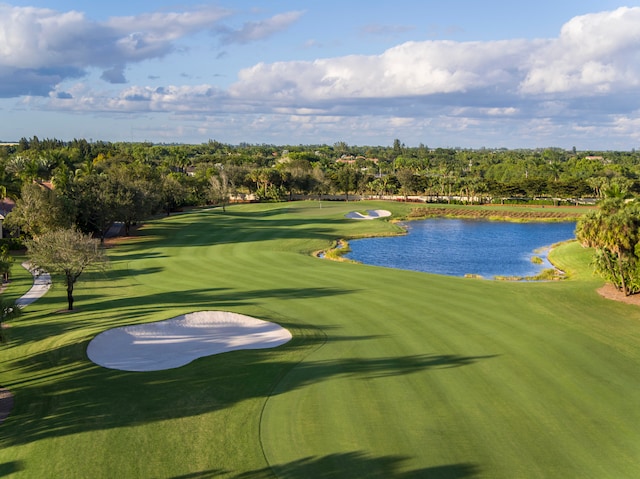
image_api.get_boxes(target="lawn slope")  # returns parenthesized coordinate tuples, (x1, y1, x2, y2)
(1, 201, 640, 478)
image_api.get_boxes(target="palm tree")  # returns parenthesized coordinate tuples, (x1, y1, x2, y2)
(576, 199, 640, 296)
(547, 161, 562, 182)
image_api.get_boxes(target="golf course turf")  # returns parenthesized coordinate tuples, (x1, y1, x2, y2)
(2, 200, 640, 478)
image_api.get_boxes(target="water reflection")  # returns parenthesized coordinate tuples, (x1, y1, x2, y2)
(346, 218, 576, 279)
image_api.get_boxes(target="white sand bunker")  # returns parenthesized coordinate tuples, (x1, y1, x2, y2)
(86, 311, 292, 372)
(345, 209, 392, 220)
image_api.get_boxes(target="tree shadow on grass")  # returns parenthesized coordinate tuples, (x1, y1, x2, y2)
(89, 265, 165, 282)
(269, 353, 498, 390)
(163, 455, 480, 479)
(115, 207, 366, 250)
(81, 286, 354, 316)
(1, 340, 495, 449)
(166, 469, 227, 479)
(0, 460, 25, 477)
(232, 453, 479, 479)
(10, 286, 356, 342)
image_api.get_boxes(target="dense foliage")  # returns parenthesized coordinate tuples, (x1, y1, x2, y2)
(26, 227, 108, 310)
(576, 198, 640, 296)
(4, 136, 640, 295)
(1, 138, 639, 240)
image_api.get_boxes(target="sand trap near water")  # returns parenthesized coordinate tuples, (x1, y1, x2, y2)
(86, 311, 292, 372)
(345, 209, 392, 220)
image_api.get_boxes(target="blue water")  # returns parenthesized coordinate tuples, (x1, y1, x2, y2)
(345, 219, 576, 278)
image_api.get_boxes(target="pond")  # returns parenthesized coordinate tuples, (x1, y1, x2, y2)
(345, 219, 577, 279)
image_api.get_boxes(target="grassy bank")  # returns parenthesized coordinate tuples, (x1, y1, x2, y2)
(405, 204, 590, 222)
(1, 201, 639, 478)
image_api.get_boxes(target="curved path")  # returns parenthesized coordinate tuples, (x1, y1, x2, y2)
(1, 263, 52, 425)
(16, 262, 52, 309)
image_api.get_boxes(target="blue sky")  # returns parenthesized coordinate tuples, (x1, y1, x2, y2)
(2, 1, 640, 149)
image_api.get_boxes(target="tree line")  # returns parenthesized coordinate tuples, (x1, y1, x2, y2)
(3, 137, 640, 302)
(2, 138, 640, 226)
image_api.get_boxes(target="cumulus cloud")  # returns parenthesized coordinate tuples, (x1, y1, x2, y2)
(227, 6, 640, 105)
(216, 5, 640, 136)
(101, 65, 127, 84)
(48, 84, 228, 114)
(224, 38, 532, 106)
(30, 6, 640, 147)
(0, 4, 230, 97)
(520, 7, 640, 95)
(217, 11, 304, 45)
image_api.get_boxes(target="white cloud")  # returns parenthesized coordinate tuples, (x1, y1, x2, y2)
(223, 7, 640, 108)
(611, 114, 640, 142)
(520, 7, 640, 94)
(46, 83, 227, 114)
(218, 11, 304, 45)
(105, 7, 230, 41)
(18, 6, 640, 148)
(228, 38, 531, 102)
(0, 4, 230, 97)
(388, 117, 415, 127)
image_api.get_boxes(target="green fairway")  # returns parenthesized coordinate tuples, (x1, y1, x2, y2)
(2, 201, 640, 478)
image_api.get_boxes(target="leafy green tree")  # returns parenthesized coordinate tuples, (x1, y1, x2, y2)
(332, 165, 362, 201)
(26, 228, 108, 310)
(311, 166, 330, 203)
(460, 177, 487, 205)
(0, 245, 13, 283)
(0, 159, 22, 200)
(395, 168, 415, 200)
(277, 160, 314, 199)
(392, 138, 404, 158)
(208, 171, 232, 212)
(107, 165, 159, 235)
(604, 178, 633, 200)
(72, 173, 117, 241)
(5, 183, 73, 238)
(161, 173, 188, 215)
(248, 167, 281, 200)
(576, 199, 640, 296)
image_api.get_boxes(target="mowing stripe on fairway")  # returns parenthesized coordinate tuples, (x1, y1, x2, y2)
(1, 201, 640, 478)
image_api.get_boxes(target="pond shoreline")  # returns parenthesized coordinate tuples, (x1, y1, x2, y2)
(320, 208, 577, 280)
(406, 206, 584, 222)
(318, 206, 582, 264)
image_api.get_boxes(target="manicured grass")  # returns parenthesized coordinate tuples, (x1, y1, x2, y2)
(1, 201, 640, 478)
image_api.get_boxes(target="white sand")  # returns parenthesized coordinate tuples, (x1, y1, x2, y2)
(345, 209, 392, 220)
(86, 311, 293, 372)
(16, 262, 51, 309)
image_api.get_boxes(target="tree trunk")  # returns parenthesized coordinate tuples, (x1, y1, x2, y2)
(67, 288, 74, 310)
(66, 274, 75, 310)
(601, 250, 620, 291)
(617, 252, 629, 296)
